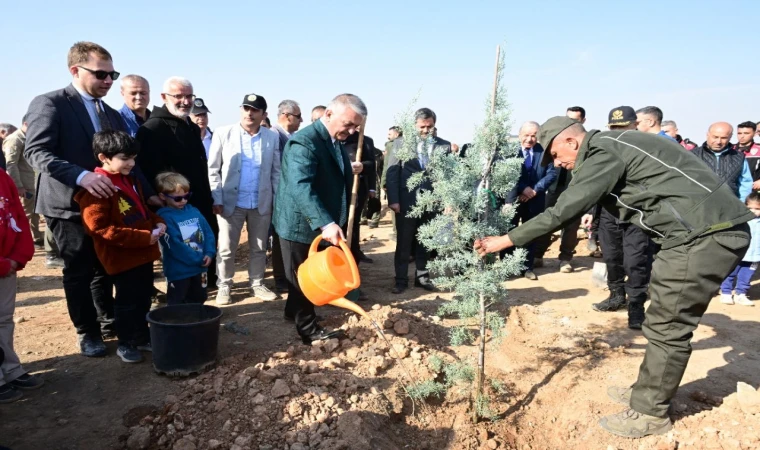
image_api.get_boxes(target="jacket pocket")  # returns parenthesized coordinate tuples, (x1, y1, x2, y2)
(712, 232, 750, 251)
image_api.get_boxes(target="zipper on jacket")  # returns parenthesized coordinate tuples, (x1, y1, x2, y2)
(633, 182, 695, 233)
(609, 193, 665, 238)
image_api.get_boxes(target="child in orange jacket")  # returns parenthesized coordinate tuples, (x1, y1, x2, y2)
(75, 131, 165, 364)
(0, 167, 40, 403)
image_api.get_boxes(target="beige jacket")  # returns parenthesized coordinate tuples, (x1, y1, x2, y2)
(2, 129, 35, 191)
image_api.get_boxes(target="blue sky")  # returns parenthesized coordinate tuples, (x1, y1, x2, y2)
(2, 0, 758, 147)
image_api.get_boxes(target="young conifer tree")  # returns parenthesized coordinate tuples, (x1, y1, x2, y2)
(397, 49, 525, 420)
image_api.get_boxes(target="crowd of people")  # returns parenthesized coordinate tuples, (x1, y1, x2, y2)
(0, 40, 759, 440)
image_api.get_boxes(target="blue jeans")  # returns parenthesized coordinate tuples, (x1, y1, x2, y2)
(720, 261, 757, 295)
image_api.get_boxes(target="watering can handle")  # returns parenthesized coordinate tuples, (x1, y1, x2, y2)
(337, 239, 361, 290)
(308, 236, 360, 289)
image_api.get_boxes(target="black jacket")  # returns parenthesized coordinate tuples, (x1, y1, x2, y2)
(343, 133, 378, 193)
(691, 143, 745, 196)
(135, 105, 214, 218)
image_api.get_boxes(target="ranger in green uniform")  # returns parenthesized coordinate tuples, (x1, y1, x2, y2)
(475, 116, 753, 438)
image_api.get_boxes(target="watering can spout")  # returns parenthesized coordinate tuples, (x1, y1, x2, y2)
(328, 297, 370, 320)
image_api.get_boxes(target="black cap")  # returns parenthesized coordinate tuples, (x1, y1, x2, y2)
(241, 94, 267, 111)
(538, 116, 578, 166)
(607, 106, 636, 127)
(190, 98, 211, 115)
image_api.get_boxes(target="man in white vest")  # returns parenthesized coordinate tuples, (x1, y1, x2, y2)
(208, 94, 281, 305)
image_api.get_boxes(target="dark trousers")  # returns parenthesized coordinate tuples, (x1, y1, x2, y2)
(534, 190, 581, 261)
(346, 187, 368, 263)
(598, 210, 652, 301)
(280, 238, 320, 337)
(720, 261, 756, 295)
(271, 230, 286, 288)
(167, 273, 208, 304)
(111, 263, 153, 346)
(508, 201, 542, 270)
(394, 212, 431, 285)
(48, 217, 114, 336)
(631, 224, 749, 417)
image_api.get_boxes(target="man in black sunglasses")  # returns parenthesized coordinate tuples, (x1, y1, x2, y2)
(24, 41, 160, 358)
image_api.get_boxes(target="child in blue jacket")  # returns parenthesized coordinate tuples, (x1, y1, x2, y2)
(156, 172, 216, 304)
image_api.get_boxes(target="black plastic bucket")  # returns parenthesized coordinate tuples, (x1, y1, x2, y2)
(146, 304, 223, 377)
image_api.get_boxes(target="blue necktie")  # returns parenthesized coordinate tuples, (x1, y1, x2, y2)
(334, 141, 347, 226)
(524, 148, 532, 170)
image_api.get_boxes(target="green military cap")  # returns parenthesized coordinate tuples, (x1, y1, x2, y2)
(539, 116, 579, 166)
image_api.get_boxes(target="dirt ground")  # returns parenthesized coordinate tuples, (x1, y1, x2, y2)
(1, 213, 759, 450)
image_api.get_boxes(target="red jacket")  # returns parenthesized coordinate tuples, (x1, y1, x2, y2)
(0, 169, 34, 275)
(74, 173, 164, 275)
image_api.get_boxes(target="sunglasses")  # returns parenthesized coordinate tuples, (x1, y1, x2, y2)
(164, 192, 192, 202)
(77, 66, 120, 81)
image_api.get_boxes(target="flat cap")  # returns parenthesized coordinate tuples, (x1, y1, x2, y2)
(539, 116, 578, 167)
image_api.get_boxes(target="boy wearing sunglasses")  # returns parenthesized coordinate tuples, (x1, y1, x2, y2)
(75, 130, 166, 364)
(155, 172, 216, 305)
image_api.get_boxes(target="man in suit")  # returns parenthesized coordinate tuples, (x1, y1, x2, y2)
(24, 42, 157, 357)
(136, 76, 219, 286)
(386, 108, 451, 294)
(208, 94, 281, 305)
(270, 99, 303, 294)
(506, 121, 557, 280)
(272, 94, 366, 344)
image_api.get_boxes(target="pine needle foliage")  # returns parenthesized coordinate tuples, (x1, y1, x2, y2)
(394, 47, 523, 420)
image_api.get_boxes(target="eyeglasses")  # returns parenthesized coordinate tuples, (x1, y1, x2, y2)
(164, 192, 192, 202)
(284, 112, 302, 120)
(164, 93, 196, 102)
(77, 66, 120, 81)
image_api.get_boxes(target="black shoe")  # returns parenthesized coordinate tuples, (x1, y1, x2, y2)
(391, 284, 407, 294)
(628, 302, 646, 330)
(592, 290, 627, 312)
(45, 255, 64, 269)
(358, 253, 374, 264)
(301, 327, 345, 345)
(0, 384, 22, 404)
(151, 287, 167, 304)
(414, 279, 437, 292)
(368, 222, 379, 229)
(274, 281, 289, 294)
(117, 344, 144, 363)
(78, 334, 107, 357)
(9, 373, 44, 391)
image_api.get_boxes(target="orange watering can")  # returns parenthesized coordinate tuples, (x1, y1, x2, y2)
(297, 236, 370, 318)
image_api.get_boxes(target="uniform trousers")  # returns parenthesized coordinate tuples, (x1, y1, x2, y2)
(631, 224, 749, 417)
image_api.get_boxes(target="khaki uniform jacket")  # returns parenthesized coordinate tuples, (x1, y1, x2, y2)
(509, 129, 755, 250)
(2, 129, 35, 191)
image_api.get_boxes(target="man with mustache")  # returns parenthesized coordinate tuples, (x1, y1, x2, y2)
(136, 76, 219, 286)
(118, 75, 151, 137)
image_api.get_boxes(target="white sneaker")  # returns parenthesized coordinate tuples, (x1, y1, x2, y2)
(216, 285, 232, 305)
(735, 294, 754, 306)
(252, 284, 278, 301)
(720, 293, 734, 305)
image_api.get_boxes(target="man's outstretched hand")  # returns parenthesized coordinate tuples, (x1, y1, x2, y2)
(474, 235, 514, 256)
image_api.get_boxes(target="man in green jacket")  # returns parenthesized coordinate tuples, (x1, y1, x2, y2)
(272, 94, 366, 344)
(476, 116, 752, 438)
